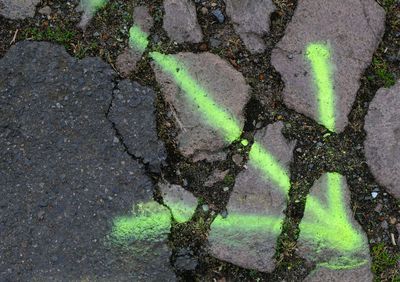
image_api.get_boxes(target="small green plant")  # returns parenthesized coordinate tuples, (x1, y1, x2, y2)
(24, 26, 76, 46)
(372, 58, 396, 87)
(371, 243, 400, 281)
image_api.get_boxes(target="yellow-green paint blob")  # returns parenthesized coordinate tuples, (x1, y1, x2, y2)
(111, 201, 171, 243)
(249, 141, 291, 194)
(129, 25, 149, 52)
(306, 43, 336, 132)
(299, 173, 367, 269)
(81, 0, 107, 12)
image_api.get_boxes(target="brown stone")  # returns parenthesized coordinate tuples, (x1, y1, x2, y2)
(364, 81, 400, 199)
(271, 0, 385, 132)
(208, 122, 295, 272)
(152, 52, 250, 162)
(163, 0, 203, 43)
(225, 0, 276, 54)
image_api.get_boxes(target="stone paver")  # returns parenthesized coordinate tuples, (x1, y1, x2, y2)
(0, 41, 175, 281)
(271, 0, 385, 132)
(225, 0, 276, 54)
(208, 122, 295, 272)
(116, 6, 154, 77)
(364, 81, 400, 199)
(152, 52, 250, 162)
(0, 0, 40, 19)
(163, 0, 203, 44)
(109, 80, 167, 172)
(298, 174, 372, 281)
(159, 182, 197, 223)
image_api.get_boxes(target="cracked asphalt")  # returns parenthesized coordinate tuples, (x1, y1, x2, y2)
(1, 0, 400, 281)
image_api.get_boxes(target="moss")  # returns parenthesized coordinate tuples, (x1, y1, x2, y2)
(371, 243, 400, 281)
(23, 26, 76, 47)
(372, 58, 396, 88)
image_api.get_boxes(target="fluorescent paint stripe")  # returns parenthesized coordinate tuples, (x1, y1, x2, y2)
(129, 25, 149, 52)
(306, 43, 336, 132)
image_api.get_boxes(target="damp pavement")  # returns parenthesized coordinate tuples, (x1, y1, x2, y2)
(1, 0, 399, 281)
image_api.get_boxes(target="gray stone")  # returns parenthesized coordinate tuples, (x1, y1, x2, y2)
(109, 80, 167, 172)
(0, 41, 175, 281)
(271, 0, 385, 132)
(133, 5, 154, 34)
(163, 0, 203, 43)
(298, 173, 372, 281)
(0, 0, 40, 19)
(115, 6, 154, 76)
(159, 182, 197, 223)
(208, 122, 295, 272)
(38, 5, 51, 15)
(225, 0, 276, 54)
(364, 81, 400, 199)
(152, 52, 250, 162)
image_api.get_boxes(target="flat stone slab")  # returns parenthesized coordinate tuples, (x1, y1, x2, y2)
(152, 52, 250, 162)
(159, 182, 197, 223)
(364, 81, 400, 199)
(271, 0, 385, 132)
(0, 0, 40, 19)
(0, 41, 175, 281)
(163, 0, 203, 44)
(298, 173, 372, 281)
(225, 0, 276, 54)
(208, 122, 295, 272)
(116, 6, 154, 77)
(109, 80, 167, 172)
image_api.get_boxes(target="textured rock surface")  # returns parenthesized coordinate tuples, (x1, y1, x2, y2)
(298, 174, 372, 281)
(159, 182, 197, 223)
(152, 52, 250, 161)
(163, 0, 203, 43)
(109, 80, 167, 172)
(271, 0, 385, 132)
(208, 122, 295, 272)
(115, 6, 154, 76)
(304, 265, 373, 282)
(0, 0, 40, 19)
(0, 41, 175, 281)
(364, 81, 400, 199)
(225, 0, 276, 54)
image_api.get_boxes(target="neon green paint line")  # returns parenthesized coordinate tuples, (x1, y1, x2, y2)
(149, 51, 242, 143)
(128, 24, 290, 193)
(111, 201, 171, 243)
(129, 25, 149, 52)
(299, 173, 366, 269)
(306, 43, 336, 132)
(249, 141, 291, 194)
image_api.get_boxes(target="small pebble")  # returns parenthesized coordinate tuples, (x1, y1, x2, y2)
(202, 204, 209, 212)
(200, 7, 208, 15)
(371, 191, 378, 198)
(212, 9, 225, 23)
(223, 187, 229, 192)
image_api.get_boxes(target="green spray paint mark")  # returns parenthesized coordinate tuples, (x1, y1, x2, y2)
(149, 52, 243, 144)
(249, 141, 291, 194)
(299, 173, 367, 269)
(306, 43, 336, 132)
(111, 201, 171, 244)
(123, 26, 367, 271)
(129, 25, 149, 52)
(81, 0, 107, 12)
